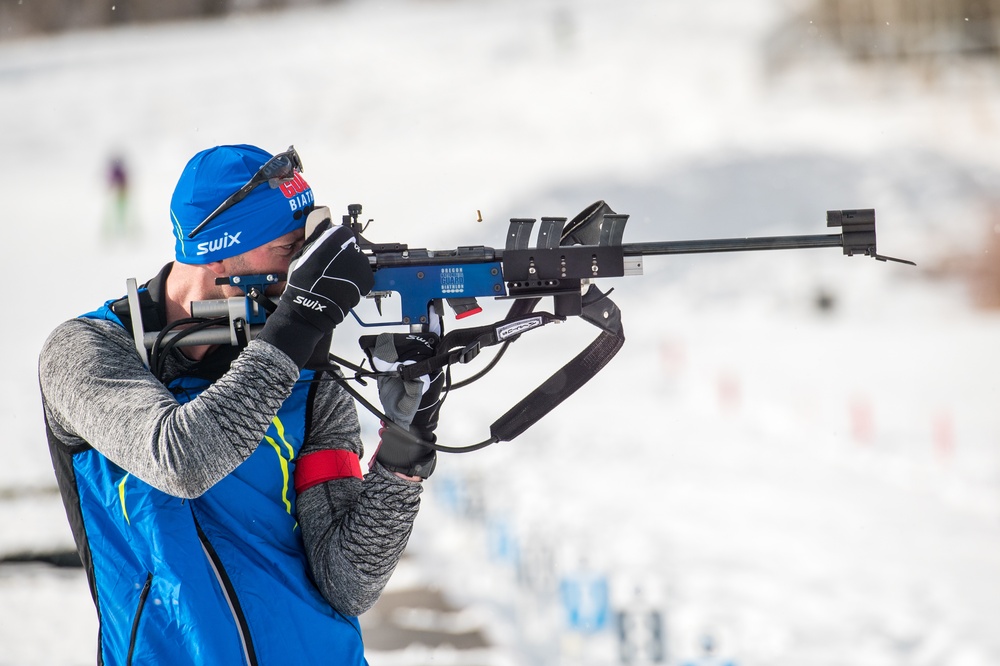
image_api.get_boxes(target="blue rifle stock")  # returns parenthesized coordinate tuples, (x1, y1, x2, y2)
(349, 204, 912, 328)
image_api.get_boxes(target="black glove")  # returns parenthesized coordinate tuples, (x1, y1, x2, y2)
(363, 332, 445, 479)
(258, 221, 374, 367)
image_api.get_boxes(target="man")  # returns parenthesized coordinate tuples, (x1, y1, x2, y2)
(38, 144, 440, 665)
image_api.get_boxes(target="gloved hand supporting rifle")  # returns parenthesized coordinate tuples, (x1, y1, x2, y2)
(362, 329, 445, 480)
(258, 217, 374, 368)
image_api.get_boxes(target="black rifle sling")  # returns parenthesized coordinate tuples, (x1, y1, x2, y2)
(357, 287, 623, 447)
(487, 284, 625, 443)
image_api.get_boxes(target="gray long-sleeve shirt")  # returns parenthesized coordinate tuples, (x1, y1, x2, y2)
(39, 309, 421, 617)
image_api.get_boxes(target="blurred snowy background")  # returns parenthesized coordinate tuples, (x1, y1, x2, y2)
(2, 0, 1000, 664)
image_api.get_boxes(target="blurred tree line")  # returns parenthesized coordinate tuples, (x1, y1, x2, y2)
(813, 0, 1000, 59)
(4, 0, 1000, 61)
(761, 0, 1000, 65)
(0, 0, 342, 39)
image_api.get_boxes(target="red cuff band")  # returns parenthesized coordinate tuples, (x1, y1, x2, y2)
(294, 449, 363, 493)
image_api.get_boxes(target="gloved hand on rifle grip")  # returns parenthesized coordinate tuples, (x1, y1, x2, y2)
(363, 332, 444, 480)
(259, 219, 374, 368)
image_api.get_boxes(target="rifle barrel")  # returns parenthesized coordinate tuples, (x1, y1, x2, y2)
(621, 233, 843, 257)
(373, 232, 845, 267)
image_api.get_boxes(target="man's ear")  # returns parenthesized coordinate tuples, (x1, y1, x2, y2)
(203, 260, 229, 278)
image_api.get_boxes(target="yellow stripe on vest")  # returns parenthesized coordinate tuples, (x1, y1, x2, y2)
(118, 474, 130, 525)
(265, 417, 295, 518)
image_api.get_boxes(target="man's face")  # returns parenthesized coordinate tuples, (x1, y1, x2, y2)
(216, 227, 306, 296)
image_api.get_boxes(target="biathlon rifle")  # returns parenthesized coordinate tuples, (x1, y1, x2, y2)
(125, 201, 912, 453)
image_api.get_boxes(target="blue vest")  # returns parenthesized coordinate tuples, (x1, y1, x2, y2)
(61, 298, 366, 665)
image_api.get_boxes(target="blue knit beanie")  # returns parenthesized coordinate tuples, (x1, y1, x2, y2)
(170, 144, 314, 264)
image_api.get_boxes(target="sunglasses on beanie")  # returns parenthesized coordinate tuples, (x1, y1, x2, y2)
(188, 145, 304, 239)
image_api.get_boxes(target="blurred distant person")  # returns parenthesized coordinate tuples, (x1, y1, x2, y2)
(104, 154, 132, 237)
(39, 144, 443, 664)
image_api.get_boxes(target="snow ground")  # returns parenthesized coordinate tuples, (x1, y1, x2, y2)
(1, 0, 999, 664)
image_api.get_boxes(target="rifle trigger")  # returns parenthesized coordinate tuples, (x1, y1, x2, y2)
(448, 297, 483, 319)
